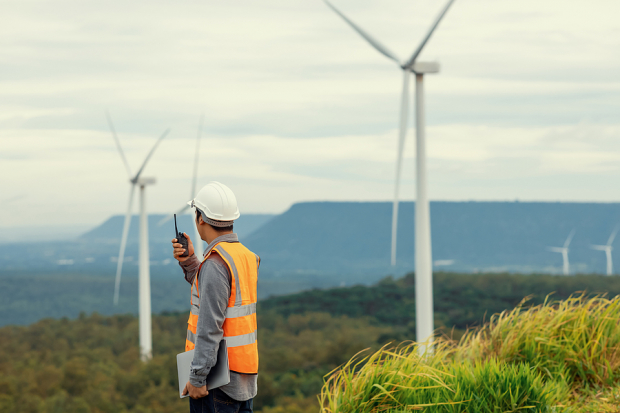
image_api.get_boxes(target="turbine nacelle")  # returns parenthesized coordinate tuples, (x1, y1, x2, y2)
(547, 247, 567, 254)
(404, 61, 440, 74)
(131, 177, 156, 186)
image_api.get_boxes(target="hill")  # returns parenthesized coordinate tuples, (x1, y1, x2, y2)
(0, 213, 274, 272)
(79, 213, 275, 243)
(3, 201, 620, 288)
(244, 201, 620, 276)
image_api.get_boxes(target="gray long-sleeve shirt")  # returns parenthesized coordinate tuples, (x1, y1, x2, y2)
(179, 233, 258, 401)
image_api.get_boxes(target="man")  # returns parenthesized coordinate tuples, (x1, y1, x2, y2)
(171, 181, 258, 413)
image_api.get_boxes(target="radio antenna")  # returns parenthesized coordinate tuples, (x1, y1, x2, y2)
(174, 214, 179, 235)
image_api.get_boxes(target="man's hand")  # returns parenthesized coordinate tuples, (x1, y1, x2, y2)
(182, 381, 208, 399)
(172, 233, 194, 262)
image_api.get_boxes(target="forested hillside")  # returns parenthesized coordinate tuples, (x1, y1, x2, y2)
(262, 272, 620, 334)
(2, 272, 620, 413)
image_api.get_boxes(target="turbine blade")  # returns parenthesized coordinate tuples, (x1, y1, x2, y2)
(391, 71, 410, 266)
(191, 114, 204, 198)
(607, 225, 620, 246)
(106, 111, 133, 178)
(591, 245, 608, 251)
(113, 185, 135, 305)
(548, 247, 564, 253)
(403, 0, 457, 69)
(157, 204, 191, 226)
(564, 229, 576, 248)
(323, 0, 401, 64)
(133, 128, 170, 181)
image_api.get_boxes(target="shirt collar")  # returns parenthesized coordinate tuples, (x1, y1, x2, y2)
(203, 233, 239, 258)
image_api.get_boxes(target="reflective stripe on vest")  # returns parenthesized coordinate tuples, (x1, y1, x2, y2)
(226, 303, 256, 318)
(185, 241, 260, 374)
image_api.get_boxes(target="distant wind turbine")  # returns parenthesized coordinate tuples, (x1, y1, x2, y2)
(548, 229, 576, 276)
(158, 114, 206, 256)
(323, 0, 457, 352)
(106, 111, 170, 361)
(591, 226, 619, 276)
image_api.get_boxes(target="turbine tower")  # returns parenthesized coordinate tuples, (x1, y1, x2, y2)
(548, 229, 576, 276)
(159, 114, 206, 256)
(106, 111, 170, 361)
(591, 226, 619, 276)
(323, 0, 456, 352)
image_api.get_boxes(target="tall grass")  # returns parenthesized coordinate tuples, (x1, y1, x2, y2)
(458, 294, 620, 387)
(320, 294, 620, 412)
(320, 341, 457, 413)
(319, 342, 565, 412)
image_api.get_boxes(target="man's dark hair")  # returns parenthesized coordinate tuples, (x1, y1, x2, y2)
(213, 224, 233, 232)
(196, 209, 233, 232)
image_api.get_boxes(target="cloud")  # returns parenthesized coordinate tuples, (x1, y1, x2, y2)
(3, 121, 620, 227)
(1, 0, 619, 226)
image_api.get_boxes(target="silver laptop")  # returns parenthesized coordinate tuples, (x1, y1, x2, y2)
(177, 340, 230, 398)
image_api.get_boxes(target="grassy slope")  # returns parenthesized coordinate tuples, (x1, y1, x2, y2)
(321, 294, 620, 412)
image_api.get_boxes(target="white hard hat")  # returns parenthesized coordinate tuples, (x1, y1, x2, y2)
(187, 181, 240, 226)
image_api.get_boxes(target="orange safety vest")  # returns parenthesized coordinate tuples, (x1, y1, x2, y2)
(186, 241, 259, 374)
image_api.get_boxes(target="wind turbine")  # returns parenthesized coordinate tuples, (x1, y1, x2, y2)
(158, 114, 206, 256)
(323, 0, 456, 352)
(591, 226, 619, 276)
(548, 229, 576, 276)
(106, 111, 170, 361)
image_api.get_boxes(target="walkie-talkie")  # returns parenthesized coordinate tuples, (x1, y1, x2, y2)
(174, 214, 189, 257)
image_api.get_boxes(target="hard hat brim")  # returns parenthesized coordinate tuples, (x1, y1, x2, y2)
(188, 199, 235, 227)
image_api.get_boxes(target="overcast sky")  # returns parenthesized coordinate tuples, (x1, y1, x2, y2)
(1, 0, 620, 228)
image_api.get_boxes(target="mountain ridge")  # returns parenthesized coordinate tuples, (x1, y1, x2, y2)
(3, 201, 620, 279)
